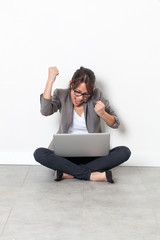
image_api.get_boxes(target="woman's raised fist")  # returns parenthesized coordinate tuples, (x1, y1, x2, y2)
(48, 66, 59, 82)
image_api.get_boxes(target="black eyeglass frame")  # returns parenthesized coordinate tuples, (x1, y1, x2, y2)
(73, 90, 91, 99)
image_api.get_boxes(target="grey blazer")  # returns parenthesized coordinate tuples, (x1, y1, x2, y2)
(40, 87, 120, 150)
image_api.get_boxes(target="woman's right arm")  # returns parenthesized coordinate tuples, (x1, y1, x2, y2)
(42, 67, 59, 99)
(40, 66, 61, 116)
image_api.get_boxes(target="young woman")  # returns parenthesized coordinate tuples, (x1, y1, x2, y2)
(33, 66, 131, 182)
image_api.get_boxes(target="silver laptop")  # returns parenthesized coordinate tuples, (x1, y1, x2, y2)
(53, 133, 110, 157)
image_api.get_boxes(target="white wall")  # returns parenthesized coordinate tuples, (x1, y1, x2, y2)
(0, 0, 160, 166)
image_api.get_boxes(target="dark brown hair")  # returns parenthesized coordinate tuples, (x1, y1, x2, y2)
(68, 66, 96, 96)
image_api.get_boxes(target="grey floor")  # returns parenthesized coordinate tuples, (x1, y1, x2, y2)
(0, 165, 160, 240)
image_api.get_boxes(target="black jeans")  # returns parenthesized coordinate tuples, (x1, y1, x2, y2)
(33, 146, 131, 181)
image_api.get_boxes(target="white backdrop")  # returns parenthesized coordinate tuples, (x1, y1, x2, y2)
(0, 0, 160, 166)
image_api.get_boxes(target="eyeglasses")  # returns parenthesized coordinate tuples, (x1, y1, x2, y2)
(73, 90, 90, 99)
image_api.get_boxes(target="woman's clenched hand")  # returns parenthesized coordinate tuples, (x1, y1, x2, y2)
(48, 66, 59, 83)
(94, 101, 106, 117)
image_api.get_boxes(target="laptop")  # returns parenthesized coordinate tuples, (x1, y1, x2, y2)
(53, 133, 110, 157)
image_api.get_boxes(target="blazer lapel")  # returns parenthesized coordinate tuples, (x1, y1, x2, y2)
(84, 101, 94, 133)
(64, 92, 73, 133)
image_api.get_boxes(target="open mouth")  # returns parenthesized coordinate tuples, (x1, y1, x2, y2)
(75, 98, 83, 104)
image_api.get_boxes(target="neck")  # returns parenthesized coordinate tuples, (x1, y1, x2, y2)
(74, 104, 83, 109)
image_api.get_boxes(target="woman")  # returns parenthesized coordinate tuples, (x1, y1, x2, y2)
(33, 66, 131, 182)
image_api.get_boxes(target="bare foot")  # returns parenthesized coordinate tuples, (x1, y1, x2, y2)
(62, 173, 74, 179)
(90, 172, 107, 182)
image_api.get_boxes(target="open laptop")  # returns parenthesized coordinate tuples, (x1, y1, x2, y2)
(53, 133, 110, 157)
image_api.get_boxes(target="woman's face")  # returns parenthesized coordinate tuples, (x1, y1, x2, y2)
(70, 82, 90, 107)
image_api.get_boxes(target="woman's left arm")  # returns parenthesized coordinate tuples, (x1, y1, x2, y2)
(93, 88, 120, 129)
(94, 101, 116, 127)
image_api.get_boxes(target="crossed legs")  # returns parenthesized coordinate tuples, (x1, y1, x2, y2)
(33, 146, 131, 181)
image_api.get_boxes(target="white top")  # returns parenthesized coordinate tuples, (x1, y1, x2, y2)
(67, 110, 89, 134)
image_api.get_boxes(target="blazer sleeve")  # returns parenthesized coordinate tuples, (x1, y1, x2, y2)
(94, 88, 120, 129)
(40, 89, 61, 116)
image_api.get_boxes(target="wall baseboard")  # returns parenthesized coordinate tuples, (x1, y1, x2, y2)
(0, 151, 159, 167)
